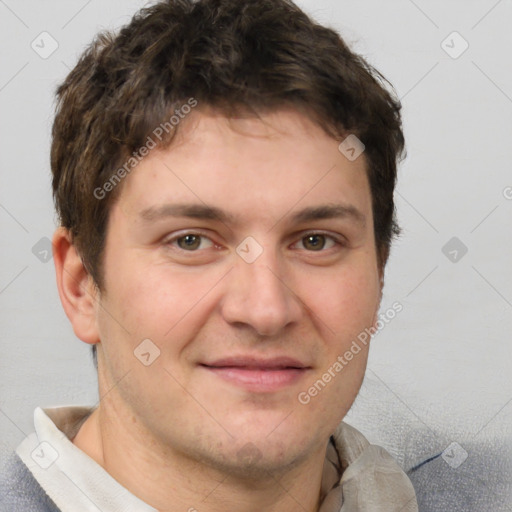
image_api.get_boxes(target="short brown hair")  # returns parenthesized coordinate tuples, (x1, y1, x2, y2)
(51, 0, 405, 290)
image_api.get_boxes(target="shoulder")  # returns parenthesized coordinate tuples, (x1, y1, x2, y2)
(407, 434, 512, 511)
(0, 451, 60, 512)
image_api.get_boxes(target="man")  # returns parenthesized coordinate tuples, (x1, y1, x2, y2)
(1, 0, 418, 510)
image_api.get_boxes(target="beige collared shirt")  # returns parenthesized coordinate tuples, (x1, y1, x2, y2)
(16, 407, 417, 511)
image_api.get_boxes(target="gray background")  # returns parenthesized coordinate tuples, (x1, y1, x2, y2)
(1, 0, 511, 501)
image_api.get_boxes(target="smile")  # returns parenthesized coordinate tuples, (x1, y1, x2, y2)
(199, 356, 311, 392)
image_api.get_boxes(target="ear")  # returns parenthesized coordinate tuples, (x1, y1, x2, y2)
(52, 227, 100, 345)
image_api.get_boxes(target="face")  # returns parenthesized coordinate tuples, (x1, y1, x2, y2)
(92, 108, 382, 475)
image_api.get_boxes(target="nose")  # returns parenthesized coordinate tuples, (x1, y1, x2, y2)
(220, 247, 302, 337)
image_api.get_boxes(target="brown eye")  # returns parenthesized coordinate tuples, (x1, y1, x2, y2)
(302, 234, 326, 251)
(295, 233, 339, 252)
(176, 234, 203, 250)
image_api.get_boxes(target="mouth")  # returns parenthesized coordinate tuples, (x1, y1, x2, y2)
(199, 356, 311, 393)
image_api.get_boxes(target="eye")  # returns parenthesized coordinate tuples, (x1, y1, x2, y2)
(295, 233, 340, 251)
(166, 233, 214, 251)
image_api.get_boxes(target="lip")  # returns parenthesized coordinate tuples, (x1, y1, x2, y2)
(204, 356, 309, 369)
(199, 356, 311, 393)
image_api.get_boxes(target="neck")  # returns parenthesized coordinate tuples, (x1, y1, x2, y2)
(72, 402, 327, 512)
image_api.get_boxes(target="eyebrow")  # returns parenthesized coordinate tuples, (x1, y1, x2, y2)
(138, 202, 366, 228)
(288, 204, 366, 227)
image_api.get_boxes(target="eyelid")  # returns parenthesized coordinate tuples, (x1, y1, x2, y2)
(290, 230, 347, 250)
(162, 229, 217, 250)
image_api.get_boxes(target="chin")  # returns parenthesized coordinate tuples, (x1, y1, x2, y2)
(200, 436, 311, 480)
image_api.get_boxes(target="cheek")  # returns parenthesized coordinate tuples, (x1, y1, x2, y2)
(303, 263, 380, 341)
(102, 254, 226, 346)
(294, 268, 377, 428)
(95, 260, 219, 416)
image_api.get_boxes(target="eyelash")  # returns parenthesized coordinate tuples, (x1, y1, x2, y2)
(163, 230, 345, 253)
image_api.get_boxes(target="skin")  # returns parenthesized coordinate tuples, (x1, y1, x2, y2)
(53, 108, 383, 512)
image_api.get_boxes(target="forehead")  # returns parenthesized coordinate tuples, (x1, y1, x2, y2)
(114, 108, 372, 229)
